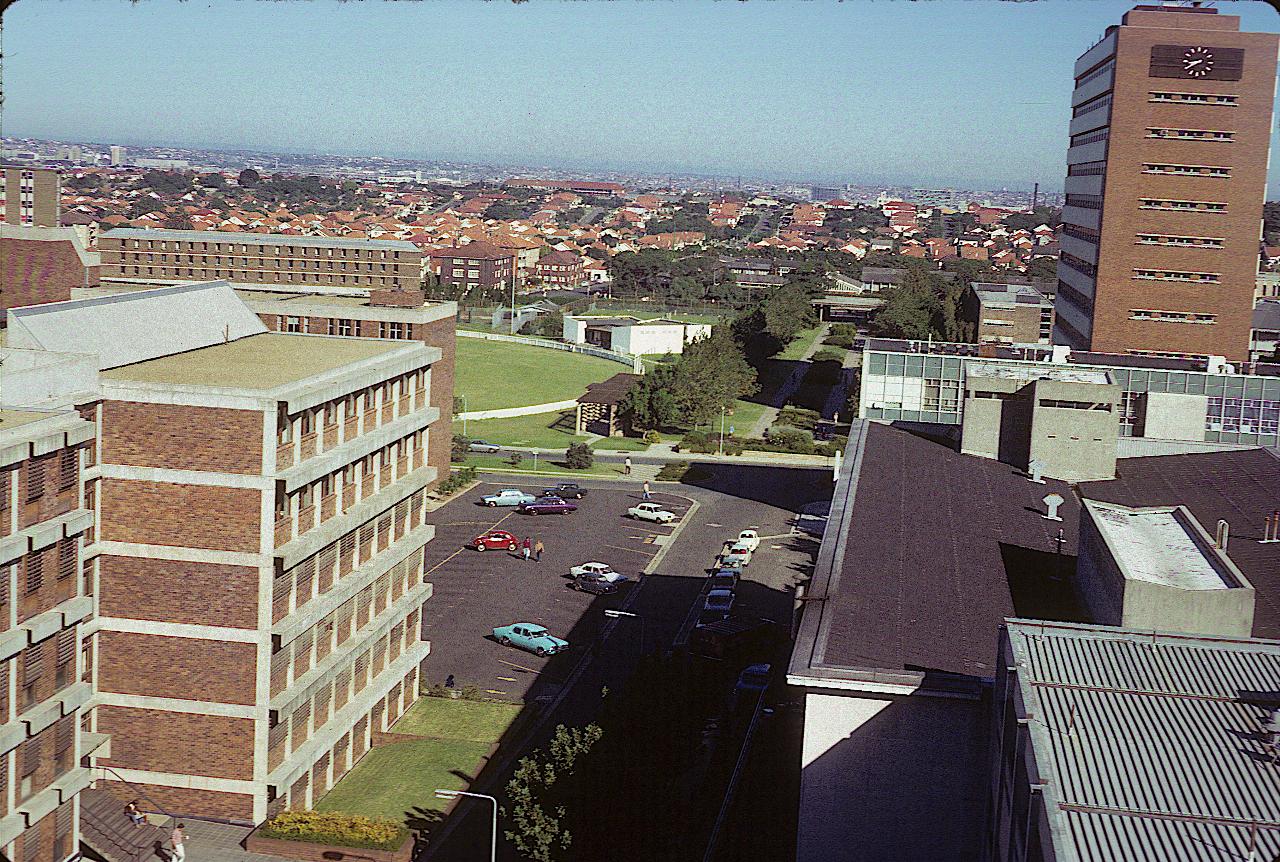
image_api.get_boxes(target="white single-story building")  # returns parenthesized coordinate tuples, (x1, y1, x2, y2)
(562, 314, 711, 356)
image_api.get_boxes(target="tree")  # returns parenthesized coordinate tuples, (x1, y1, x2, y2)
(128, 196, 166, 218)
(503, 723, 603, 862)
(1264, 201, 1280, 245)
(619, 365, 679, 432)
(237, 168, 260, 188)
(670, 327, 758, 427)
(872, 285, 933, 340)
(162, 212, 194, 230)
(200, 173, 226, 189)
(1025, 257, 1058, 278)
(565, 443, 593, 470)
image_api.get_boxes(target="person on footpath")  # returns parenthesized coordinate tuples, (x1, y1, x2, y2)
(624, 457, 632, 475)
(534, 539, 544, 562)
(170, 823, 187, 862)
(522, 536, 532, 561)
(642, 481, 651, 501)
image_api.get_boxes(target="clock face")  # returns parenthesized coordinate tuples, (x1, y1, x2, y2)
(1182, 46, 1214, 77)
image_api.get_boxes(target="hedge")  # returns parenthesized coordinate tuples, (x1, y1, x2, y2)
(257, 811, 409, 851)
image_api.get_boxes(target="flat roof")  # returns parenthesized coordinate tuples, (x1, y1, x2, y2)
(967, 361, 1110, 385)
(1086, 501, 1228, 591)
(99, 227, 419, 252)
(1080, 447, 1280, 638)
(0, 409, 58, 431)
(1007, 620, 1280, 862)
(790, 421, 1087, 685)
(101, 332, 407, 390)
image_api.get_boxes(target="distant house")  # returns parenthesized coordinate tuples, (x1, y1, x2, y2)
(562, 314, 711, 356)
(535, 249, 585, 288)
(859, 267, 906, 293)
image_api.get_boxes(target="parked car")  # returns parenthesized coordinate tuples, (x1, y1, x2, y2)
(698, 588, 736, 625)
(814, 423, 835, 442)
(470, 529, 519, 552)
(628, 502, 675, 523)
(480, 488, 537, 507)
(542, 482, 589, 499)
(571, 573, 623, 594)
(469, 440, 502, 454)
(709, 571, 739, 592)
(731, 663, 773, 712)
(736, 530, 760, 552)
(519, 496, 578, 516)
(570, 561, 623, 581)
(721, 541, 753, 567)
(492, 623, 569, 656)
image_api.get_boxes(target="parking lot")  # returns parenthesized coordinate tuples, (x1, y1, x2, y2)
(420, 480, 696, 700)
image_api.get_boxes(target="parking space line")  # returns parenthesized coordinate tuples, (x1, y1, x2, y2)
(601, 543, 658, 558)
(498, 658, 538, 673)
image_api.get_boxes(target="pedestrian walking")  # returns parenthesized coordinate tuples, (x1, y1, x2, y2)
(125, 800, 145, 827)
(642, 481, 651, 501)
(522, 537, 532, 561)
(170, 823, 187, 862)
(624, 457, 632, 476)
(534, 539, 544, 562)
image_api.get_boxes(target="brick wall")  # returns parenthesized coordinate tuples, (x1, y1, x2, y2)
(98, 779, 255, 822)
(97, 631, 257, 705)
(99, 478, 262, 553)
(418, 317, 455, 491)
(0, 238, 88, 319)
(101, 402, 265, 474)
(98, 555, 259, 629)
(97, 705, 255, 781)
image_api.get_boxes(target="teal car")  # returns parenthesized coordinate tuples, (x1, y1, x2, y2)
(492, 623, 570, 656)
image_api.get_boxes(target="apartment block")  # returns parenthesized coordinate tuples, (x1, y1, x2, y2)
(97, 229, 423, 294)
(1055, 5, 1279, 360)
(426, 242, 515, 296)
(0, 167, 61, 229)
(7, 283, 443, 825)
(0, 349, 100, 862)
(964, 282, 1055, 345)
(0, 226, 99, 321)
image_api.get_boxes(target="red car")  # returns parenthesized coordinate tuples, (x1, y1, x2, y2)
(471, 529, 519, 552)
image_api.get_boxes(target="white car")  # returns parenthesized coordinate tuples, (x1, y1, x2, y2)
(628, 502, 675, 524)
(736, 529, 760, 552)
(569, 561, 625, 583)
(721, 541, 752, 567)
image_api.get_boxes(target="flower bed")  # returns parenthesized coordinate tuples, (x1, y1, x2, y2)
(255, 811, 409, 852)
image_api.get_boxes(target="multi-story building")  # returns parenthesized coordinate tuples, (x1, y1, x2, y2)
(1056, 5, 1279, 360)
(0, 348, 99, 862)
(108, 148, 126, 168)
(964, 282, 1056, 345)
(7, 283, 446, 824)
(534, 250, 585, 288)
(97, 229, 423, 294)
(0, 226, 99, 321)
(1, 167, 61, 228)
(427, 242, 515, 298)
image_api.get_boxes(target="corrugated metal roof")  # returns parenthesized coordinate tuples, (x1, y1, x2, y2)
(1008, 622, 1280, 861)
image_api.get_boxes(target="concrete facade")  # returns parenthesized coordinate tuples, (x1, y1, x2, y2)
(966, 283, 1055, 346)
(0, 167, 60, 229)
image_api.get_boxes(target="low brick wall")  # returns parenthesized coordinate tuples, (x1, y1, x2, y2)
(244, 831, 413, 862)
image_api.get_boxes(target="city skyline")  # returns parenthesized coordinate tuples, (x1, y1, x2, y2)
(8, 0, 1279, 191)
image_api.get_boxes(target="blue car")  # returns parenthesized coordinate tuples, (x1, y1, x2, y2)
(492, 623, 570, 656)
(480, 488, 537, 507)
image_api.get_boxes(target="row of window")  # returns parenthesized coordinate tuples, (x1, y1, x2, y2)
(1060, 252, 1097, 278)
(119, 239, 407, 259)
(1040, 399, 1113, 412)
(1070, 129, 1110, 148)
(1139, 199, 1227, 213)
(1065, 194, 1103, 210)
(1149, 91, 1238, 107)
(120, 253, 405, 273)
(115, 264, 408, 287)
(1075, 60, 1114, 89)
(1072, 94, 1111, 120)
(1141, 163, 1231, 178)
(1146, 128, 1234, 143)
(1067, 161, 1106, 177)
(1132, 269, 1220, 284)
(1061, 223, 1100, 243)
(1129, 309, 1217, 324)
(277, 370, 426, 453)
(1134, 234, 1224, 249)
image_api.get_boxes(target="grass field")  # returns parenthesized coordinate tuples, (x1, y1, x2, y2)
(316, 698, 522, 820)
(776, 325, 826, 361)
(455, 338, 621, 411)
(462, 409, 585, 448)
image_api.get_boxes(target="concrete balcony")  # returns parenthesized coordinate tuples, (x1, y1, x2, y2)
(0, 682, 93, 755)
(277, 406, 439, 493)
(0, 508, 94, 567)
(0, 595, 93, 663)
(0, 765, 92, 847)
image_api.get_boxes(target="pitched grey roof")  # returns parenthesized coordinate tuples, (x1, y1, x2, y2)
(7, 281, 267, 370)
(1007, 620, 1280, 862)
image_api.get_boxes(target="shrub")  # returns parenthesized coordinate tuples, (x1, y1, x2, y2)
(642, 430, 662, 445)
(436, 466, 477, 496)
(257, 811, 408, 851)
(810, 348, 845, 364)
(508, 452, 524, 468)
(565, 442, 593, 470)
(656, 461, 690, 481)
(451, 434, 471, 463)
(776, 406, 821, 431)
(766, 427, 814, 452)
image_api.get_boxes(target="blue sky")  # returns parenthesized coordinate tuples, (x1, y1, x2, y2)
(5, 0, 1279, 189)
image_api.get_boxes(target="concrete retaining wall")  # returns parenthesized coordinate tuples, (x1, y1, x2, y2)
(457, 399, 578, 421)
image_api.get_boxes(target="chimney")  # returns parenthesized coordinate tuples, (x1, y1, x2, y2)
(1215, 519, 1230, 552)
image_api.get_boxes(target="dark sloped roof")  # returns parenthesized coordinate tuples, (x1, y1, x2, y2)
(1079, 448, 1280, 639)
(577, 373, 641, 406)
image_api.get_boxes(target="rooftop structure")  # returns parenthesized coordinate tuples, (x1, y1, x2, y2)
(989, 620, 1280, 862)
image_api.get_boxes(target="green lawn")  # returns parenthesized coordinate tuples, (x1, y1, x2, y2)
(776, 326, 826, 361)
(317, 698, 522, 820)
(462, 409, 586, 448)
(455, 338, 621, 411)
(591, 436, 651, 451)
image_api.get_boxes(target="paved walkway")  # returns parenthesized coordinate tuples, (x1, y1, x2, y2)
(181, 820, 281, 862)
(748, 324, 831, 438)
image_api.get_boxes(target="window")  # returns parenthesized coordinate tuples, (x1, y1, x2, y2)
(21, 643, 43, 709)
(1145, 127, 1234, 143)
(1061, 252, 1097, 278)
(58, 540, 75, 581)
(1141, 163, 1231, 178)
(300, 410, 315, 436)
(328, 318, 356, 337)
(1065, 194, 1103, 210)
(1148, 91, 1238, 107)
(25, 459, 44, 503)
(378, 322, 407, 340)
(1069, 129, 1109, 148)
(1040, 399, 1112, 411)
(1067, 161, 1106, 177)
(1132, 269, 1220, 284)
(285, 316, 305, 333)
(24, 551, 43, 595)
(1129, 309, 1218, 325)
(1134, 234, 1224, 249)
(1139, 199, 1227, 214)
(277, 405, 293, 444)
(55, 629, 75, 690)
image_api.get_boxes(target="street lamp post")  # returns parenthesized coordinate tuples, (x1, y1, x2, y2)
(718, 405, 726, 456)
(603, 609, 645, 657)
(434, 789, 497, 862)
(460, 394, 469, 436)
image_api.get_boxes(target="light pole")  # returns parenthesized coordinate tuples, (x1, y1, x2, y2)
(434, 789, 497, 862)
(460, 394, 469, 436)
(604, 609, 645, 657)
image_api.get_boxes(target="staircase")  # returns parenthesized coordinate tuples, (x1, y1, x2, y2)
(80, 786, 171, 862)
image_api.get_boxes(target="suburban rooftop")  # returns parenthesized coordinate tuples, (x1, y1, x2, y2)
(99, 227, 420, 252)
(101, 332, 412, 390)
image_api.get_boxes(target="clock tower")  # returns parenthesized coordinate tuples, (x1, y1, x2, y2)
(1054, 5, 1279, 361)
